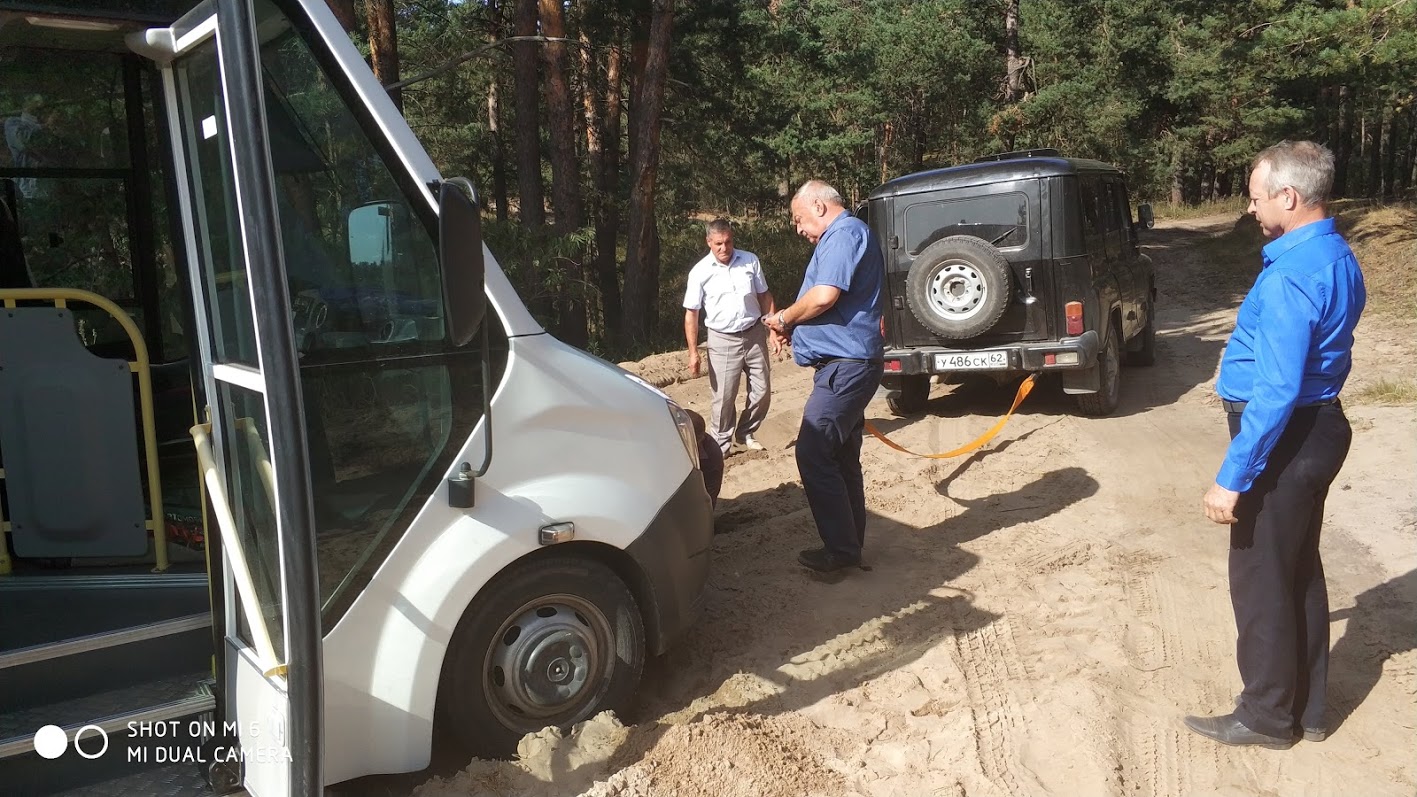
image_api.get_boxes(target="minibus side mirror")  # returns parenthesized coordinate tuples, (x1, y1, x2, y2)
(439, 178, 487, 346)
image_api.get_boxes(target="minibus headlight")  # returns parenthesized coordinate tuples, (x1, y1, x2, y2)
(666, 400, 700, 469)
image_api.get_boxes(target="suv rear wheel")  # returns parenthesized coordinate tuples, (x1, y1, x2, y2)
(905, 236, 1012, 340)
(885, 374, 930, 416)
(1075, 322, 1121, 416)
(1124, 296, 1156, 367)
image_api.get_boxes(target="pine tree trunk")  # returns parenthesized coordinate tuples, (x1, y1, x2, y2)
(1003, 0, 1024, 104)
(1170, 148, 1184, 205)
(622, 0, 674, 345)
(1367, 109, 1383, 197)
(537, 0, 587, 346)
(911, 110, 927, 172)
(324, 0, 356, 32)
(487, 80, 509, 222)
(538, 0, 584, 234)
(1402, 107, 1416, 195)
(578, 29, 604, 337)
(1334, 85, 1351, 197)
(585, 35, 624, 340)
(879, 121, 893, 185)
(1383, 102, 1400, 198)
(484, 2, 509, 221)
(511, 0, 545, 229)
(365, 0, 401, 112)
(579, 30, 602, 170)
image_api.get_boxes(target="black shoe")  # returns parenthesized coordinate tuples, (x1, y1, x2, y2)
(1183, 713, 1295, 749)
(1233, 694, 1327, 742)
(797, 547, 860, 573)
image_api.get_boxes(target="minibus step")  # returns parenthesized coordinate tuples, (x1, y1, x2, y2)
(52, 761, 224, 796)
(0, 613, 211, 670)
(0, 672, 213, 755)
(0, 572, 209, 651)
(0, 615, 213, 715)
(0, 675, 216, 795)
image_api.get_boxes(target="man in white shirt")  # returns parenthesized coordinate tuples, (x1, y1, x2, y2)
(683, 218, 777, 456)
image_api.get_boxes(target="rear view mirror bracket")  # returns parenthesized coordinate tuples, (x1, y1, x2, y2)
(437, 178, 492, 507)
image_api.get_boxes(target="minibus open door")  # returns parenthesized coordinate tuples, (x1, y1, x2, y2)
(134, 1, 323, 794)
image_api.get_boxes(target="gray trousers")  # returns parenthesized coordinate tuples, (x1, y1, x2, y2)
(706, 323, 771, 454)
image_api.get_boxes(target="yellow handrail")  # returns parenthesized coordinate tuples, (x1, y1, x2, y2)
(191, 422, 281, 671)
(0, 288, 168, 573)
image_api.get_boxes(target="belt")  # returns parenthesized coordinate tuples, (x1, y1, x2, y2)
(710, 321, 759, 336)
(810, 357, 881, 370)
(1221, 397, 1340, 414)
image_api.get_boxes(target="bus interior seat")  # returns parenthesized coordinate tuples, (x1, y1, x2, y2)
(0, 306, 149, 558)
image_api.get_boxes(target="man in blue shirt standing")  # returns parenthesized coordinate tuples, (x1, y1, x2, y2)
(763, 180, 884, 575)
(1185, 141, 1365, 748)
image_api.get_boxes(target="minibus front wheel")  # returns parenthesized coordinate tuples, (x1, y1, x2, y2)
(438, 556, 646, 757)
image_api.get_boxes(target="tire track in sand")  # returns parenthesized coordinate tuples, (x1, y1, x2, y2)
(954, 617, 1032, 796)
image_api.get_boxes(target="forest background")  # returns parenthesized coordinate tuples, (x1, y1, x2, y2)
(331, 0, 1416, 358)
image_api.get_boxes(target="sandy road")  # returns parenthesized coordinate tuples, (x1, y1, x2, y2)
(413, 215, 1416, 797)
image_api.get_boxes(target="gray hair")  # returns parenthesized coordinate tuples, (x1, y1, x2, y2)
(705, 217, 733, 236)
(1253, 140, 1334, 207)
(793, 179, 845, 207)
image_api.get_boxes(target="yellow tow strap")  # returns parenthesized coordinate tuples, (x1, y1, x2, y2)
(865, 374, 1037, 458)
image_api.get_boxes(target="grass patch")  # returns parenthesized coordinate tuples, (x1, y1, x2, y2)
(1354, 378, 1417, 406)
(1340, 202, 1417, 319)
(1185, 200, 1416, 316)
(1189, 216, 1266, 299)
(1151, 198, 1248, 221)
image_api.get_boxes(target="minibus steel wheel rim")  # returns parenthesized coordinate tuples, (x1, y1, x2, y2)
(485, 593, 612, 729)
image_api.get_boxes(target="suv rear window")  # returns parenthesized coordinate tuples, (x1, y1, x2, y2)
(904, 192, 1028, 254)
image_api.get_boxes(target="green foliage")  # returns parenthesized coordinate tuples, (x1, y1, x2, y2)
(383, 0, 1415, 358)
(657, 217, 814, 334)
(482, 220, 596, 309)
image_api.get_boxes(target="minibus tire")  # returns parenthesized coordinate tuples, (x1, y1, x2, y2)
(439, 556, 645, 757)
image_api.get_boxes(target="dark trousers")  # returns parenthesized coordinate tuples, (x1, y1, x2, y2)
(1228, 403, 1351, 738)
(796, 359, 884, 561)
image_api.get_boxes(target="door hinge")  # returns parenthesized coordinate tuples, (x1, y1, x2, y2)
(889, 235, 899, 250)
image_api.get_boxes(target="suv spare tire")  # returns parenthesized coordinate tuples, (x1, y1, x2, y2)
(905, 235, 1012, 340)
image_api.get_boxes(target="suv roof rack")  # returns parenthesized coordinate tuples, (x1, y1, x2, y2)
(973, 148, 1063, 163)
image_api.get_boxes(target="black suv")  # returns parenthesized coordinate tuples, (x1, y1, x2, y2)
(865, 149, 1157, 416)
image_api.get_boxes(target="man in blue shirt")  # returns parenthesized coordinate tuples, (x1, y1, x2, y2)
(1185, 141, 1365, 749)
(763, 180, 884, 575)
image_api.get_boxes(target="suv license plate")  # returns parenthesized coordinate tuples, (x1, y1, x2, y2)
(934, 350, 1008, 371)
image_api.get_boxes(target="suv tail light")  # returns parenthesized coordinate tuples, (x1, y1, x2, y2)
(1065, 301, 1084, 336)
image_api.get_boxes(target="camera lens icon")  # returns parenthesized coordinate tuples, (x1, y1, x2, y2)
(33, 724, 109, 760)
